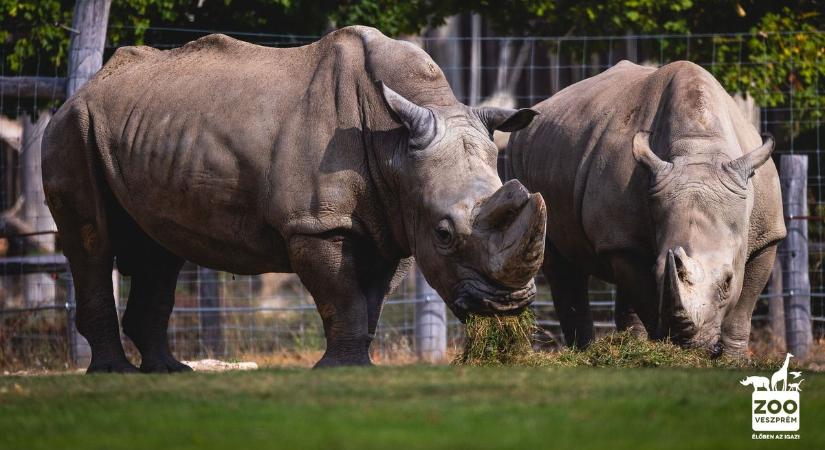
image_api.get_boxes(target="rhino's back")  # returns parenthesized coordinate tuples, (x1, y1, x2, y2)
(509, 61, 664, 275)
(55, 27, 451, 273)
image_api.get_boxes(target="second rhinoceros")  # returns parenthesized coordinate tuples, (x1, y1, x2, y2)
(508, 60, 785, 358)
(42, 26, 546, 372)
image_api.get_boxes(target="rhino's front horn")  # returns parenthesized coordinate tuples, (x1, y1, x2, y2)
(659, 247, 698, 341)
(475, 180, 547, 289)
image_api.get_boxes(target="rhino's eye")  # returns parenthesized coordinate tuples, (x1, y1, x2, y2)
(718, 273, 733, 299)
(434, 218, 455, 247)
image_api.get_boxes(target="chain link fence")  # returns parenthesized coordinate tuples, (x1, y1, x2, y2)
(1, 25, 822, 370)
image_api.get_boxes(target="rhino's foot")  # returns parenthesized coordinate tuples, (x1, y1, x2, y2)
(313, 353, 373, 369)
(140, 356, 193, 374)
(86, 358, 140, 374)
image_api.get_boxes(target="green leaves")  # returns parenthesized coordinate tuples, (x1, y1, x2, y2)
(710, 8, 825, 134)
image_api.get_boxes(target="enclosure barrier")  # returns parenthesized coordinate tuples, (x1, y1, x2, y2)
(1, 14, 823, 369)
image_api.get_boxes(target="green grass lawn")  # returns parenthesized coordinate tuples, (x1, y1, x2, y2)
(1, 366, 822, 449)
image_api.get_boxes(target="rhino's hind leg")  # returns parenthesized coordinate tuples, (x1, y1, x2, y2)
(64, 232, 139, 374)
(117, 219, 190, 373)
(42, 117, 138, 373)
(45, 188, 137, 373)
(610, 253, 659, 339)
(289, 233, 388, 368)
(543, 244, 593, 348)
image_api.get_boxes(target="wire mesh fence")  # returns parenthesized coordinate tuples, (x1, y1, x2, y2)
(1, 25, 823, 370)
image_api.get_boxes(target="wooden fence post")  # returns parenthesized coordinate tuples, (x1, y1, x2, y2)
(415, 265, 446, 362)
(779, 154, 812, 358)
(65, 0, 112, 367)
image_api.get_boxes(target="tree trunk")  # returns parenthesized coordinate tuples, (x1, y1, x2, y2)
(65, 0, 112, 366)
(66, 0, 112, 97)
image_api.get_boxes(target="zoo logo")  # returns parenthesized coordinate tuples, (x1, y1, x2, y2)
(739, 353, 803, 433)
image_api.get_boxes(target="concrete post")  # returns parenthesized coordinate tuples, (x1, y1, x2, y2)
(198, 266, 224, 356)
(414, 266, 446, 362)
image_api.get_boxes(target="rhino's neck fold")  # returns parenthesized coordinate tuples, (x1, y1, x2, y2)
(359, 85, 414, 259)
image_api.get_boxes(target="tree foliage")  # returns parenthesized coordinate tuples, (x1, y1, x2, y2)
(1, 1, 823, 131)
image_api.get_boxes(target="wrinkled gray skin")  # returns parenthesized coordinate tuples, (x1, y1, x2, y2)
(41, 26, 546, 372)
(508, 60, 785, 358)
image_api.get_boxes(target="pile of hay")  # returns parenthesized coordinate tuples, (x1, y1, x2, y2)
(455, 311, 778, 369)
(453, 309, 537, 365)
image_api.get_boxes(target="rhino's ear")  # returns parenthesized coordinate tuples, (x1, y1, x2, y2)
(475, 107, 539, 133)
(377, 81, 436, 150)
(724, 134, 775, 185)
(632, 131, 673, 176)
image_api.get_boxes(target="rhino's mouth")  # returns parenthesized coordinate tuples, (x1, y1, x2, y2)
(449, 277, 536, 322)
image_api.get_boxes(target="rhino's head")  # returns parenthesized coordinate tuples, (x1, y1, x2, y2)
(633, 131, 775, 356)
(379, 82, 546, 321)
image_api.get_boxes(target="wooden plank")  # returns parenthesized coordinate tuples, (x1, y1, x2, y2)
(0, 76, 67, 100)
(779, 154, 812, 358)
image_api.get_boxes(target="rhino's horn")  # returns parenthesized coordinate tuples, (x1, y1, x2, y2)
(475, 179, 547, 289)
(658, 247, 697, 341)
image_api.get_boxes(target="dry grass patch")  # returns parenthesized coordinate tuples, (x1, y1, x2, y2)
(455, 310, 785, 370)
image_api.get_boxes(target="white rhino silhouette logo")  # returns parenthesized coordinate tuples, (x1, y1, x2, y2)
(740, 376, 771, 392)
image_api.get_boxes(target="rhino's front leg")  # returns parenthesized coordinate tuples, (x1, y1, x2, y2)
(289, 233, 391, 368)
(722, 244, 778, 358)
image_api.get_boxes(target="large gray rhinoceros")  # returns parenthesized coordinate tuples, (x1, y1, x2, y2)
(42, 26, 546, 372)
(508, 60, 785, 358)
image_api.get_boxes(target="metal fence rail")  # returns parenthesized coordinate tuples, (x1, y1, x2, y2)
(1, 25, 823, 369)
